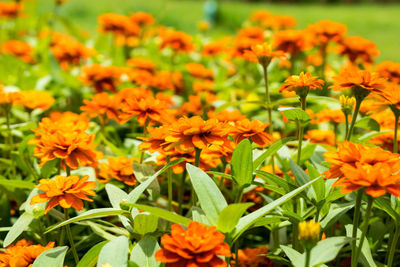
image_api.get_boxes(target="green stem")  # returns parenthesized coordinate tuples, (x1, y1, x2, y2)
(66, 166, 71, 176)
(353, 196, 373, 267)
(344, 112, 349, 141)
(387, 224, 400, 267)
(64, 209, 79, 264)
(271, 227, 280, 251)
(346, 98, 362, 141)
(305, 248, 311, 267)
(297, 95, 306, 165)
(191, 148, 201, 206)
(292, 202, 299, 250)
(139, 119, 149, 163)
(178, 169, 187, 215)
(167, 156, 173, 211)
(351, 190, 363, 266)
(5, 107, 16, 179)
(262, 64, 275, 174)
(234, 240, 239, 267)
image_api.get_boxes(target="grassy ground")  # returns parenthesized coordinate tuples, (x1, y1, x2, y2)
(37, 0, 400, 62)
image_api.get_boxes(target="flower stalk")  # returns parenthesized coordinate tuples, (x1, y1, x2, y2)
(64, 208, 79, 264)
(387, 224, 400, 267)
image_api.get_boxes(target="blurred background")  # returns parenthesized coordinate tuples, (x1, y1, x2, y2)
(36, 0, 400, 61)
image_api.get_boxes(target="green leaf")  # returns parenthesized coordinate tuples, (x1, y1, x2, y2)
(231, 139, 253, 188)
(374, 196, 400, 222)
(39, 159, 58, 179)
(345, 225, 377, 267)
(306, 164, 325, 203)
(280, 245, 303, 267)
(132, 163, 159, 201)
(4, 212, 35, 247)
(133, 214, 158, 235)
(355, 117, 380, 132)
(253, 137, 293, 170)
(320, 203, 354, 229)
(45, 208, 131, 233)
(0, 179, 35, 190)
(97, 236, 129, 267)
(32, 246, 68, 267)
(279, 107, 311, 124)
(234, 178, 318, 241)
(310, 237, 351, 266)
(217, 203, 253, 233)
(128, 158, 185, 203)
(289, 159, 310, 187)
(186, 163, 228, 225)
(192, 207, 210, 225)
(105, 184, 132, 231)
(77, 241, 109, 267)
(128, 204, 191, 226)
(255, 170, 294, 193)
(130, 236, 161, 267)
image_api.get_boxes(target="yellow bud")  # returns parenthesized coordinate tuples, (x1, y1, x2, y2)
(197, 20, 211, 32)
(340, 95, 355, 114)
(298, 220, 320, 243)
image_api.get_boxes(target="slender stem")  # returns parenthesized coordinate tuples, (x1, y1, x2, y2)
(262, 64, 275, 174)
(139, 119, 149, 163)
(333, 123, 338, 146)
(292, 202, 299, 250)
(346, 98, 362, 141)
(5, 107, 16, 179)
(351, 190, 363, 266)
(393, 111, 399, 153)
(166, 156, 173, 211)
(344, 113, 349, 141)
(305, 248, 311, 267)
(387, 224, 400, 267)
(353, 196, 373, 267)
(178, 169, 187, 215)
(271, 227, 280, 251)
(320, 44, 327, 80)
(296, 96, 307, 165)
(191, 148, 201, 206)
(64, 209, 79, 264)
(234, 240, 239, 267)
(66, 166, 71, 176)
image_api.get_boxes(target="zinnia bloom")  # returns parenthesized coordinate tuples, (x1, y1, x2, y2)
(0, 239, 54, 267)
(80, 64, 122, 93)
(243, 43, 287, 66)
(130, 11, 155, 27)
(232, 247, 275, 267)
(1, 40, 34, 63)
(81, 92, 123, 125)
(127, 57, 156, 74)
(307, 20, 347, 45)
(375, 61, 400, 83)
(31, 175, 96, 213)
(0, 2, 22, 19)
(370, 131, 400, 153)
(155, 221, 231, 266)
(0, 87, 22, 106)
(159, 29, 194, 53)
(272, 29, 310, 57)
(337, 36, 379, 65)
(17, 90, 54, 111)
(304, 129, 335, 146)
(314, 109, 346, 124)
(186, 63, 213, 80)
(98, 13, 140, 46)
(279, 72, 324, 95)
(230, 119, 274, 147)
(98, 157, 137, 185)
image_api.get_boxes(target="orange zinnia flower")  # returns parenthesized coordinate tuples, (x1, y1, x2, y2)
(127, 57, 156, 74)
(159, 29, 194, 53)
(238, 26, 264, 42)
(0, 2, 22, 19)
(307, 20, 347, 45)
(279, 72, 324, 95)
(1, 40, 34, 63)
(232, 36, 263, 59)
(30, 175, 96, 213)
(165, 116, 227, 152)
(186, 63, 213, 80)
(272, 29, 311, 57)
(81, 92, 122, 125)
(314, 109, 346, 124)
(138, 126, 173, 154)
(98, 13, 140, 45)
(304, 129, 335, 146)
(375, 61, 400, 83)
(16, 90, 54, 111)
(370, 131, 400, 153)
(261, 14, 296, 30)
(243, 43, 287, 66)
(0, 88, 22, 106)
(130, 11, 155, 27)
(249, 10, 272, 24)
(98, 157, 137, 185)
(155, 221, 231, 267)
(208, 109, 246, 122)
(202, 38, 231, 57)
(374, 82, 400, 110)
(80, 64, 122, 93)
(232, 247, 275, 267)
(0, 239, 54, 267)
(330, 66, 385, 94)
(230, 119, 274, 147)
(337, 36, 379, 65)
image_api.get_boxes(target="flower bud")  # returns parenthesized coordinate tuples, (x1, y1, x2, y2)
(340, 95, 355, 114)
(298, 220, 321, 249)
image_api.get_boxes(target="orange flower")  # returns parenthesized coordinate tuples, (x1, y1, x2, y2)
(0, 2, 22, 19)
(307, 20, 347, 45)
(238, 27, 264, 42)
(232, 36, 263, 59)
(155, 221, 231, 267)
(0, 239, 54, 267)
(272, 29, 310, 57)
(370, 131, 400, 153)
(98, 157, 137, 185)
(80, 64, 122, 93)
(186, 63, 213, 80)
(374, 82, 400, 111)
(138, 126, 173, 154)
(165, 116, 227, 152)
(130, 11, 155, 27)
(230, 119, 274, 147)
(208, 109, 246, 122)
(330, 66, 385, 93)
(193, 80, 214, 94)
(178, 95, 206, 116)
(279, 72, 324, 95)
(81, 92, 122, 124)
(1, 40, 34, 63)
(261, 14, 296, 30)
(16, 90, 54, 111)
(30, 175, 96, 213)
(202, 38, 231, 57)
(127, 57, 156, 73)
(243, 43, 287, 65)
(98, 13, 140, 45)
(159, 29, 194, 53)
(249, 10, 272, 24)
(50, 33, 93, 70)
(314, 109, 346, 124)
(152, 70, 184, 93)
(304, 129, 335, 146)
(232, 247, 275, 267)
(376, 61, 400, 83)
(337, 36, 379, 65)
(0, 87, 22, 106)
(120, 95, 171, 125)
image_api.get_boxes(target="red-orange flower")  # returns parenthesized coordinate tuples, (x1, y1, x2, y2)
(186, 63, 213, 80)
(230, 119, 274, 147)
(272, 29, 310, 57)
(98, 13, 140, 46)
(130, 11, 155, 27)
(159, 29, 194, 53)
(138, 126, 173, 154)
(337, 36, 379, 65)
(98, 157, 137, 185)
(127, 57, 156, 74)
(261, 14, 296, 30)
(376, 61, 400, 83)
(208, 109, 246, 122)
(370, 131, 400, 153)
(232, 247, 275, 267)
(80, 64, 122, 93)
(202, 38, 231, 57)
(1, 40, 34, 63)
(0, 2, 22, 19)
(0, 239, 54, 267)
(374, 82, 400, 110)
(81, 92, 123, 124)
(30, 175, 96, 213)
(314, 109, 346, 124)
(155, 221, 231, 267)
(307, 20, 347, 45)
(279, 72, 324, 94)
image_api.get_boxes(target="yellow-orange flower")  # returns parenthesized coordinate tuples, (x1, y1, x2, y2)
(130, 11, 155, 27)
(98, 157, 137, 185)
(337, 36, 379, 65)
(0, 87, 22, 106)
(314, 109, 346, 124)
(138, 126, 173, 154)
(202, 38, 231, 57)
(98, 13, 140, 46)
(208, 109, 246, 122)
(230, 119, 274, 147)
(159, 29, 194, 53)
(1, 40, 34, 63)
(374, 82, 400, 110)
(307, 20, 347, 45)
(370, 131, 400, 153)
(272, 29, 310, 57)
(155, 221, 231, 267)
(127, 57, 156, 74)
(30, 175, 96, 213)
(0, 239, 54, 267)
(0, 2, 22, 19)
(243, 43, 287, 65)
(261, 14, 296, 30)
(80, 64, 122, 93)
(17, 90, 54, 111)
(232, 247, 275, 267)
(279, 72, 324, 94)
(81, 92, 122, 124)
(305, 129, 335, 146)
(376, 61, 400, 83)
(186, 63, 213, 80)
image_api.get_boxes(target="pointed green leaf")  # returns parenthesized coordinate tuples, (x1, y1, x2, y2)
(128, 204, 191, 226)
(253, 137, 293, 169)
(217, 203, 253, 233)
(33, 246, 68, 267)
(130, 236, 161, 267)
(4, 212, 35, 247)
(77, 241, 109, 267)
(231, 139, 253, 187)
(97, 236, 129, 267)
